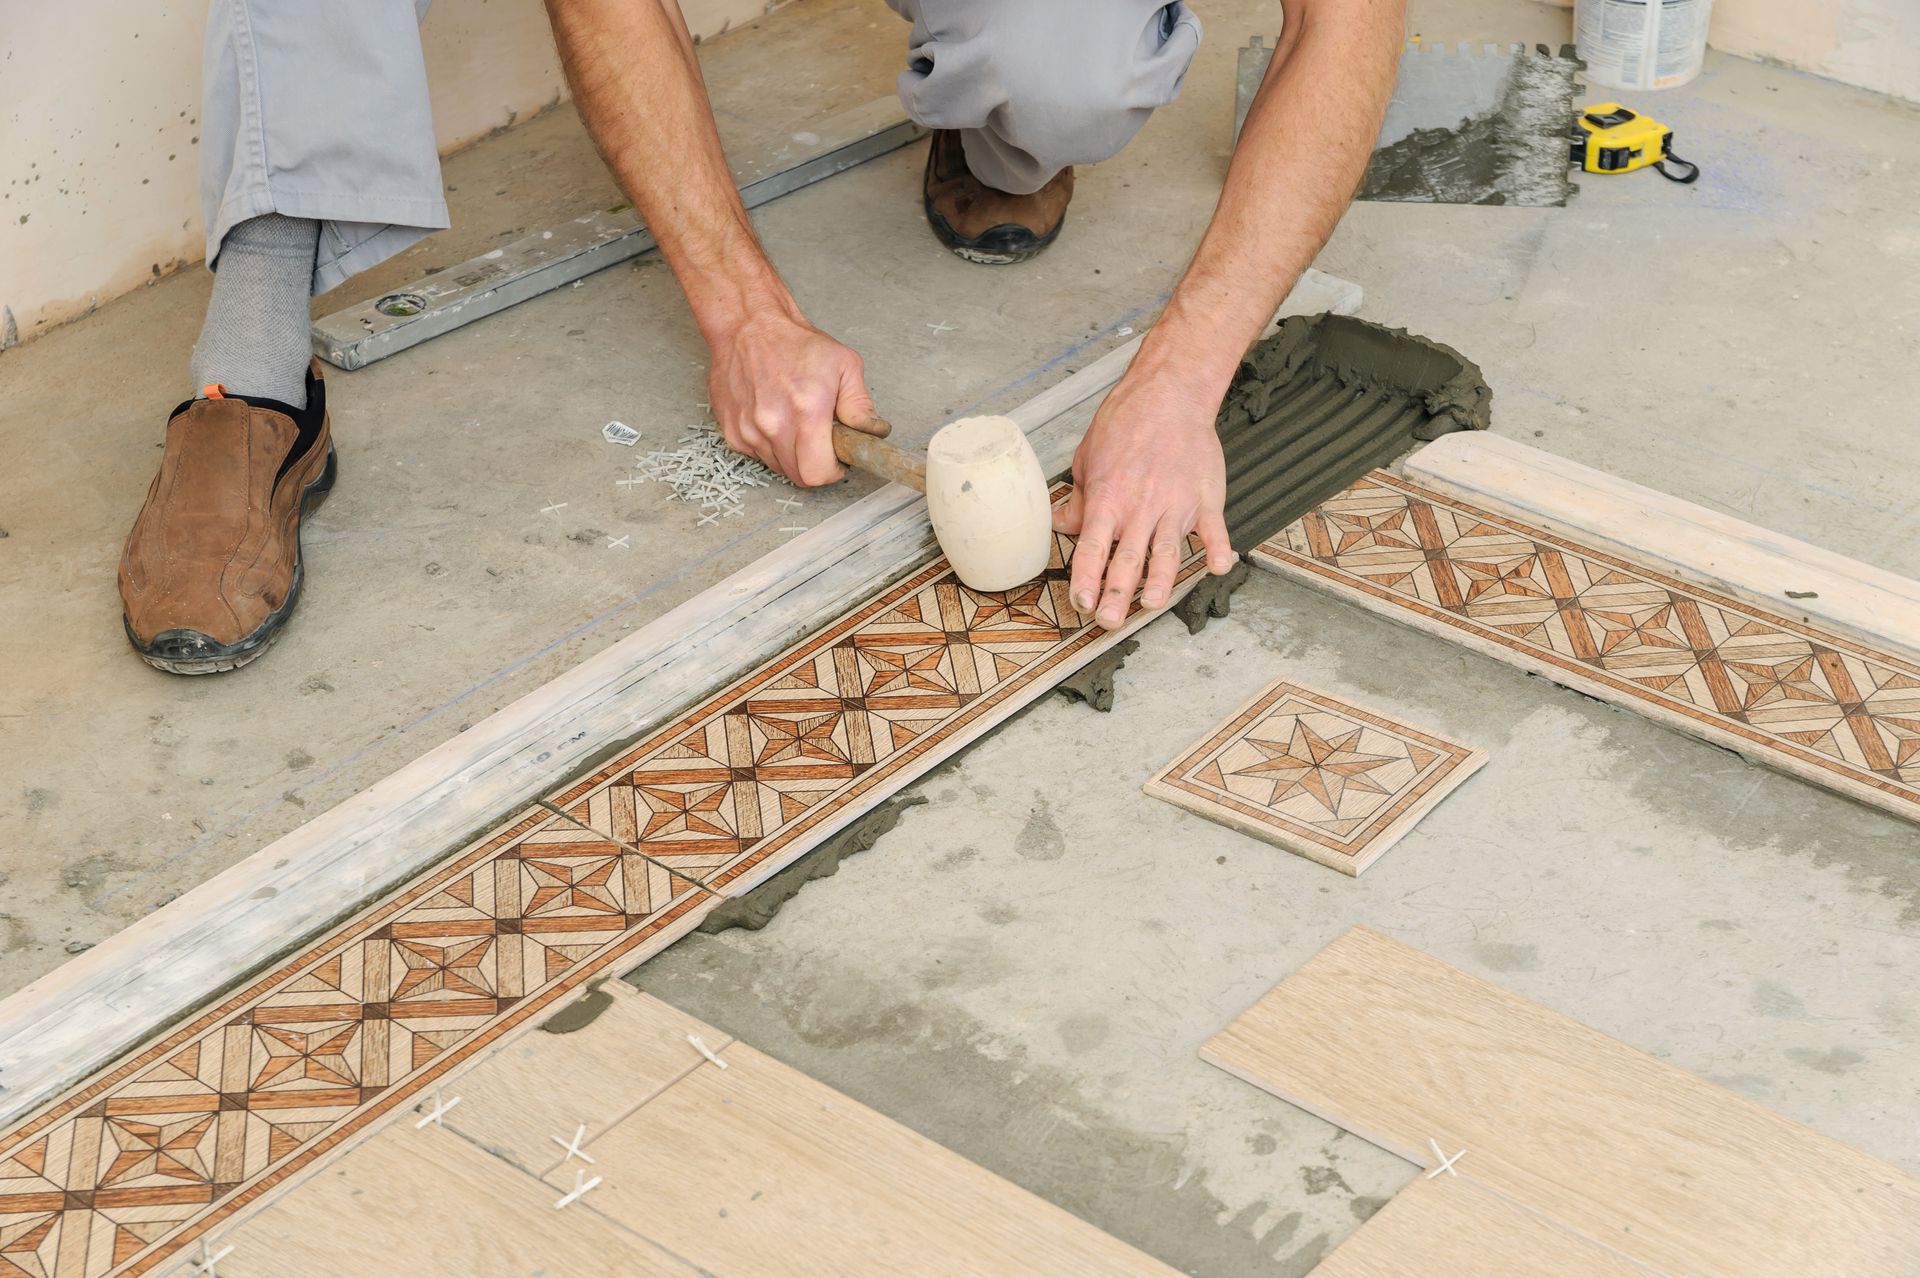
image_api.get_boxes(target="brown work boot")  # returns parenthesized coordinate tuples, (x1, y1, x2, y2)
(118, 361, 337, 674)
(922, 130, 1073, 265)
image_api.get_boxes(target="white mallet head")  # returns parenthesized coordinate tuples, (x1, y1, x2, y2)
(923, 415, 1053, 593)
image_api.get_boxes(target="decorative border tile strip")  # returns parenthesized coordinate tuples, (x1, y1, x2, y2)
(1145, 679, 1486, 875)
(1402, 432, 1920, 665)
(0, 274, 1362, 1145)
(0, 517, 1203, 1278)
(0, 805, 713, 1278)
(545, 529, 1206, 898)
(1251, 472, 1920, 822)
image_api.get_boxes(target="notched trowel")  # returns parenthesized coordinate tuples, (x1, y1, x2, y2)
(1236, 38, 1585, 207)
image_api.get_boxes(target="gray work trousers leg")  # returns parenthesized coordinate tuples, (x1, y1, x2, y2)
(884, 0, 1203, 195)
(200, 0, 450, 293)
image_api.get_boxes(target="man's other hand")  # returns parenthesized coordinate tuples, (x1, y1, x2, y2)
(709, 309, 881, 487)
(1052, 363, 1239, 630)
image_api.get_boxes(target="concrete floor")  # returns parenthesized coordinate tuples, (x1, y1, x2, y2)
(3, 0, 1918, 1271)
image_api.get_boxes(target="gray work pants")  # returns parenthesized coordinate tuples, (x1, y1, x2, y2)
(200, 0, 447, 293)
(886, 0, 1202, 194)
(197, 0, 1199, 290)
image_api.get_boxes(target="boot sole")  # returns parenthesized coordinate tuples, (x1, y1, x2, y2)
(922, 157, 1065, 266)
(952, 244, 1033, 266)
(925, 203, 1064, 265)
(126, 444, 338, 676)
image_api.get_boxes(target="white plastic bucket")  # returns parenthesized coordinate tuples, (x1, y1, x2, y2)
(1574, 0, 1714, 91)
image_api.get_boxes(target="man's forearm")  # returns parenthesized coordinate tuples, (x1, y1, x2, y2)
(544, 0, 795, 343)
(1138, 0, 1402, 394)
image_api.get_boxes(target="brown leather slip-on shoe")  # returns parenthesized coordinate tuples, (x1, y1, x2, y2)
(118, 360, 337, 675)
(922, 130, 1074, 265)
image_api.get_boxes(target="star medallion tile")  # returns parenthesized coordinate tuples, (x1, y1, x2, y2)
(1252, 472, 1920, 823)
(1146, 680, 1487, 875)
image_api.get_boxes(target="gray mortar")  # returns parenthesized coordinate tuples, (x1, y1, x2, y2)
(539, 979, 616, 1035)
(678, 795, 930, 936)
(1216, 314, 1491, 551)
(1055, 640, 1139, 713)
(1361, 46, 1581, 206)
(1173, 561, 1253, 635)
(629, 943, 1363, 1276)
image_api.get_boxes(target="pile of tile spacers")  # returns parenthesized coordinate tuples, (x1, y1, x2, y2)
(627, 422, 789, 525)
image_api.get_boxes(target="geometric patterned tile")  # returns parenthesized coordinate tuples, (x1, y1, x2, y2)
(0, 502, 1205, 1276)
(548, 521, 1207, 897)
(1145, 680, 1487, 875)
(0, 804, 711, 1278)
(1253, 472, 1920, 823)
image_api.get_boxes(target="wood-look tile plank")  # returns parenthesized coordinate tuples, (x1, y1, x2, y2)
(437, 983, 730, 1176)
(561, 1039, 1181, 1277)
(1312, 1174, 1656, 1277)
(1205, 927, 1920, 1278)
(217, 1122, 698, 1278)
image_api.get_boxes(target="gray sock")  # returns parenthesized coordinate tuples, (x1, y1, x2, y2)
(189, 213, 319, 408)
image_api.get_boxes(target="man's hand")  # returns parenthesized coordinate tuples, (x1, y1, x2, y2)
(708, 307, 880, 487)
(1053, 0, 1400, 628)
(1053, 357, 1238, 630)
(546, 0, 881, 488)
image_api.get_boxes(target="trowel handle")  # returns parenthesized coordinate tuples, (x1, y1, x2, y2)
(832, 418, 927, 492)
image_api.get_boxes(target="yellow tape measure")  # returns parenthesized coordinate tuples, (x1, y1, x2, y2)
(1569, 103, 1699, 183)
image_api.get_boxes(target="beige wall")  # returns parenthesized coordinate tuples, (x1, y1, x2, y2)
(0, 0, 773, 349)
(1710, 0, 1920, 104)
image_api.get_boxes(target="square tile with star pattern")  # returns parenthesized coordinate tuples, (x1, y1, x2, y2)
(1145, 680, 1488, 875)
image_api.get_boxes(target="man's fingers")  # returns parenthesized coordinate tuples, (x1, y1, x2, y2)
(1052, 486, 1085, 535)
(725, 418, 777, 472)
(1198, 508, 1237, 575)
(793, 408, 846, 488)
(1069, 505, 1117, 616)
(833, 359, 887, 438)
(1095, 523, 1152, 630)
(1141, 517, 1187, 610)
(757, 412, 805, 484)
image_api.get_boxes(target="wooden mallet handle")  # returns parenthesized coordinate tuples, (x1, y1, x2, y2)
(832, 418, 926, 492)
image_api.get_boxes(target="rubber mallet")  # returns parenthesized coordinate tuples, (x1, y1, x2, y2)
(831, 415, 1053, 592)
